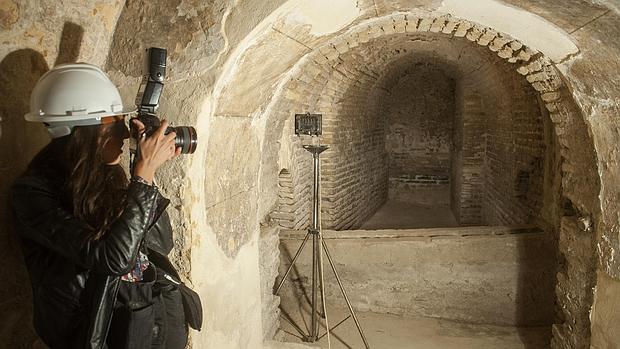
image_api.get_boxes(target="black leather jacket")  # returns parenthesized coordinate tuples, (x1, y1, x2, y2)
(11, 173, 181, 349)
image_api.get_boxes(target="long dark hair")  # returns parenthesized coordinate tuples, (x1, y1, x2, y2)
(28, 123, 128, 240)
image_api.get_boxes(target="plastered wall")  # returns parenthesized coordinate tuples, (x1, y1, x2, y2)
(105, 0, 289, 346)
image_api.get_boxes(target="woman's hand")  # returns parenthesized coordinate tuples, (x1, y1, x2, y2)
(131, 118, 181, 184)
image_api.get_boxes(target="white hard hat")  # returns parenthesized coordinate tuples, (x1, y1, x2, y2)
(25, 63, 136, 138)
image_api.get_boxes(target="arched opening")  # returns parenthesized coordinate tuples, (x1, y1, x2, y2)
(210, 8, 602, 349)
(271, 29, 558, 346)
(271, 32, 553, 232)
(368, 60, 457, 229)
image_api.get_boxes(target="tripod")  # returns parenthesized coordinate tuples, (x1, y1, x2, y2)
(275, 144, 370, 349)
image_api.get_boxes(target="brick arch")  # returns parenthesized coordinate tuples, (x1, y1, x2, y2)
(253, 11, 597, 226)
(210, 8, 601, 346)
(254, 14, 599, 344)
(309, 12, 562, 110)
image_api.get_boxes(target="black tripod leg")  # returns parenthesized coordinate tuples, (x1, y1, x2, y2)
(322, 239, 371, 349)
(311, 233, 318, 340)
(318, 271, 326, 318)
(275, 232, 311, 295)
(317, 232, 330, 346)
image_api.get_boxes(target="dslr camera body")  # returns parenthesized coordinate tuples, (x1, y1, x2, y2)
(132, 47, 197, 156)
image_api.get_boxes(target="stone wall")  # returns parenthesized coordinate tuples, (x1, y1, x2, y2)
(105, 0, 289, 347)
(124, 2, 617, 348)
(450, 53, 548, 227)
(279, 226, 556, 326)
(552, 216, 597, 349)
(259, 221, 283, 341)
(272, 168, 311, 230)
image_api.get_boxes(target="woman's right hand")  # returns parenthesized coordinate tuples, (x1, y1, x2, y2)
(132, 119, 181, 184)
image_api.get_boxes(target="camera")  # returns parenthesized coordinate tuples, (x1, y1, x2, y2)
(133, 47, 197, 155)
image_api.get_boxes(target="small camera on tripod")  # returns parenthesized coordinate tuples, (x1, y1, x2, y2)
(133, 47, 197, 155)
(294, 113, 322, 136)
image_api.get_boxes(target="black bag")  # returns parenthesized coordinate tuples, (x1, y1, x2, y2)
(152, 273, 188, 349)
(107, 266, 157, 349)
(148, 249, 203, 332)
(108, 265, 194, 349)
(159, 272, 203, 331)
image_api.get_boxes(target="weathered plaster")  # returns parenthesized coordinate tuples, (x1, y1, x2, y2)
(0, 0, 123, 66)
(438, 0, 578, 63)
(190, 228, 264, 349)
(215, 29, 310, 117)
(590, 271, 620, 348)
(556, 10, 620, 278)
(278, 0, 361, 36)
(595, 0, 620, 13)
(503, 0, 609, 34)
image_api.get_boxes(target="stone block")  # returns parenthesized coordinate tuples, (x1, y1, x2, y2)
(465, 25, 485, 42)
(509, 40, 524, 51)
(541, 92, 562, 103)
(453, 21, 473, 37)
(393, 15, 407, 33)
(429, 17, 448, 33)
(442, 19, 459, 34)
(477, 29, 498, 46)
(381, 22, 396, 35)
(405, 17, 420, 32)
(368, 24, 385, 39)
(318, 44, 339, 61)
(517, 65, 530, 76)
(279, 227, 555, 326)
(489, 34, 512, 52)
(498, 46, 514, 59)
(517, 47, 537, 62)
(346, 33, 360, 49)
(417, 17, 434, 32)
(333, 41, 349, 55)
(358, 28, 370, 43)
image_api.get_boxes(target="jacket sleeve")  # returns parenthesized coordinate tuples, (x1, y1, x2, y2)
(145, 208, 175, 256)
(11, 177, 159, 276)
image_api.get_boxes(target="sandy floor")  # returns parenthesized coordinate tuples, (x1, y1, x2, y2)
(360, 200, 459, 230)
(271, 201, 550, 349)
(274, 306, 550, 349)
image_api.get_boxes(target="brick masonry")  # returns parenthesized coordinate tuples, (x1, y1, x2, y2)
(275, 30, 548, 230)
(382, 65, 455, 205)
(265, 13, 587, 348)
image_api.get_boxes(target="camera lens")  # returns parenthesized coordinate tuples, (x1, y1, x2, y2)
(171, 126, 197, 154)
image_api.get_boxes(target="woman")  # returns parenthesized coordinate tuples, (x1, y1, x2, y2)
(11, 63, 188, 349)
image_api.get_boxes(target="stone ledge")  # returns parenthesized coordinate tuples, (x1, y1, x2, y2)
(280, 225, 541, 240)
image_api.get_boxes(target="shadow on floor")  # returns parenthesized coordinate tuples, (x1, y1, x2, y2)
(359, 200, 458, 230)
